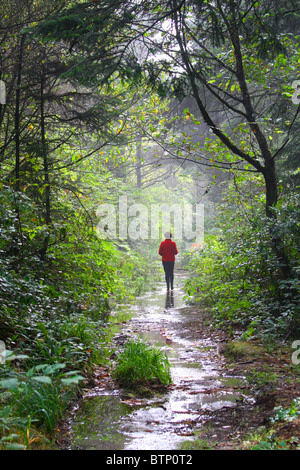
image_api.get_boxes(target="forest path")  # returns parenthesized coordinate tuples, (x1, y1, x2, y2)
(67, 270, 259, 451)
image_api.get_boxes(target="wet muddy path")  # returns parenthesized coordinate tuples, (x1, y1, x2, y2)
(69, 271, 254, 450)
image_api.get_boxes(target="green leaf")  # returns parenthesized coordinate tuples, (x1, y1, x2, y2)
(0, 378, 20, 392)
(4, 351, 29, 362)
(32, 376, 53, 384)
(61, 373, 85, 385)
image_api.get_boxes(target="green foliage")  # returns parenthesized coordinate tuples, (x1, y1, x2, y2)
(271, 398, 300, 424)
(185, 191, 300, 338)
(252, 436, 290, 450)
(0, 356, 84, 436)
(112, 338, 172, 392)
(0, 177, 155, 446)
(250, 398, 300, 450)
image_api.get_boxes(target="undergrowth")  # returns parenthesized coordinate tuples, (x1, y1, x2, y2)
(184, 194, 300, 341)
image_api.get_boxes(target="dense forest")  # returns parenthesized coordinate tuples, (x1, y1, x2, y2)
(0, 0, 299, 450)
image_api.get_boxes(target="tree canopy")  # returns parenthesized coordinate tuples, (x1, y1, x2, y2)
(34, 0, 300, 274)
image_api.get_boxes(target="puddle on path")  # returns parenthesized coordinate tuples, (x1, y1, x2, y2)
(70, 272, 249, 450)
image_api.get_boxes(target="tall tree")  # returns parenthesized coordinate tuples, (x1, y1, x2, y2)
(0, 0, 136, 262)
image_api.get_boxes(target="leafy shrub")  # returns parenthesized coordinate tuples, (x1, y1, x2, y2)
(185, 193, 300, 338)
(0, 357, 84, 433)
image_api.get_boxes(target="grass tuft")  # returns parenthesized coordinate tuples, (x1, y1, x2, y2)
(112, 338, 171, 392)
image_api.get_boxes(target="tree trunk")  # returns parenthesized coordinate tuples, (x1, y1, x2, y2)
(12, 34, 26, 259)
(14, 34, 26, 192)
(227, 10, 293, 279)
(263, 158, 278, 217)
(39, 58, 51, 261)
(173, 3, 293, 280)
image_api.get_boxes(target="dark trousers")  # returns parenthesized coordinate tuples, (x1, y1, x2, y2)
(162, 261, 175, 289)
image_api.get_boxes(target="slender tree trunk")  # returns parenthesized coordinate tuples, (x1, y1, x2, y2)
(11, 34, 27, 259)
(15, 34, 26, 192)
(39, 57, 51, 260)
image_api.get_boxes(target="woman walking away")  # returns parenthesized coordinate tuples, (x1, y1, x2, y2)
(159, 231, 178, 291)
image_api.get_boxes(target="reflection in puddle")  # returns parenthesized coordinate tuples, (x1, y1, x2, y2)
(165, 291, 174, 309)
(71, 396, 132, 450)
(70, 274, 248, 450)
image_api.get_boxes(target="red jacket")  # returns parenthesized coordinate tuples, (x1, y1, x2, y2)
(159, 239, 178, 262)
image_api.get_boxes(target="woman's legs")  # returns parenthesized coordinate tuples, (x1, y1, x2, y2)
(162, 261, 175, 290)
